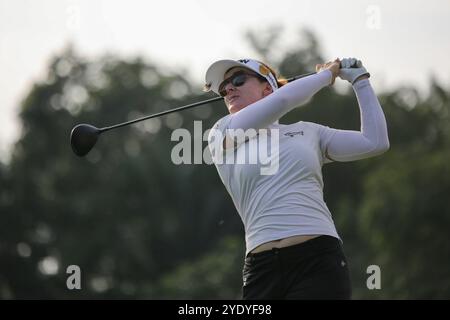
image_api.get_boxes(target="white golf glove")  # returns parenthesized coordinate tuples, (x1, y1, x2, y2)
(339, 58, 370, 85)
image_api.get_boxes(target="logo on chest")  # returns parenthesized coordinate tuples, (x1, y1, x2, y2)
(284, 131, 304, 137)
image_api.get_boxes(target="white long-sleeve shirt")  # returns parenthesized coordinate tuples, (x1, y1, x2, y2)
(208, 70, 389, 255)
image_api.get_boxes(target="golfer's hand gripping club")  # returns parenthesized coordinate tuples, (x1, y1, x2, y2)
(339, 57, 370, 84)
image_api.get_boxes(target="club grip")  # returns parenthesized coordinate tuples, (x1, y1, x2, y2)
(287, 59, 360, 83)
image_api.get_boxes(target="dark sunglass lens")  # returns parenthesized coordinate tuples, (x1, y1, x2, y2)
(231, 74, 247, 87)
(218, 73, 251, 96)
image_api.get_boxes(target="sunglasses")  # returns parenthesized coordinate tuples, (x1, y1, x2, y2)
(218, 72, 263, 97)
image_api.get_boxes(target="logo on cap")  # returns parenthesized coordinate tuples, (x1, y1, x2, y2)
(259, 65, 270, 76)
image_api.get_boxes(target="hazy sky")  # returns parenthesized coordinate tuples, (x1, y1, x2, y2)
(1, 0, 449, 162)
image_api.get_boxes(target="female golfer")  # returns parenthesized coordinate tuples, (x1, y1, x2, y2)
(204, 57, 389, 299)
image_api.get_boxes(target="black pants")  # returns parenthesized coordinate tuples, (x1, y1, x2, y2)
(242, 235, 352, 300)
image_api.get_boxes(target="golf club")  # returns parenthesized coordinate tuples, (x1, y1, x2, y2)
(70, 70, 329, 157)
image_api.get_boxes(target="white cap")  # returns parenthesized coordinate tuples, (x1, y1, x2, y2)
(204, 59, 278, 95)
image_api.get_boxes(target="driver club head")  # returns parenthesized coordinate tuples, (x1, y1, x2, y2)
(70, 124, 101, 157)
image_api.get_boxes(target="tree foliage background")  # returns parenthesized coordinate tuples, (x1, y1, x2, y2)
(1, 28, 449, 299)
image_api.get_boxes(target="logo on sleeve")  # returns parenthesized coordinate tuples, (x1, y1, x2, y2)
(284, 131, 304, 137)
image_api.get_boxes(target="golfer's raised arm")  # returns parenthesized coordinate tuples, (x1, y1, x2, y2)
(324, 78, 390, 162)
(227, 70, 333, 132)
